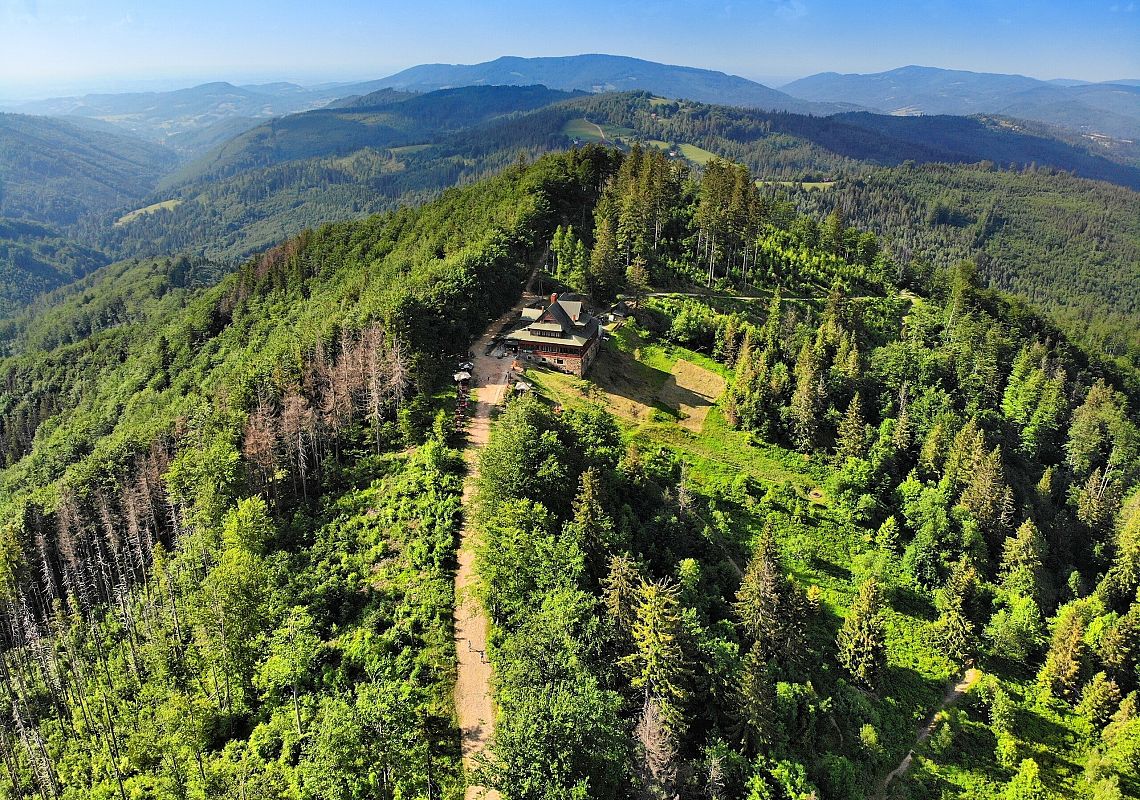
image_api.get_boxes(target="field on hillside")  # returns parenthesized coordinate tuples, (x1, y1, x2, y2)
(758, 179, 836, 190)
(562, 117, 637, 143)
(645, 139, 720, 165)
(114, 198, 183, 226)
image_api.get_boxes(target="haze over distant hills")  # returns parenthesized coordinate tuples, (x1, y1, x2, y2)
(4, 79, 407, 154)
(8, 55, 1140, 159)
(0, 54, 851, 152)
(782, 65, 1140, 140)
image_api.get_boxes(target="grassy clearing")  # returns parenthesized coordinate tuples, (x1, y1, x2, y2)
(388, 143, 433, 155)
(562, 118, 605, 141)
(522, 321, 820, 500)
(645, 139, 719, 166)
(114, 199, 182, 226)
(562, 118, 638, 143)
(756, 178, 839, 189)
(658, 358, 725, 432)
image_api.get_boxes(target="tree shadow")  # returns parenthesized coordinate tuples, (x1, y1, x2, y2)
(810, 555, 851, 582)
(889, 585, 937, 622)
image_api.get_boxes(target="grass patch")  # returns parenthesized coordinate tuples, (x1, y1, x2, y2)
(645, 139, 719, 166)
(562, 118, 638, 143)
(757, 180, 835, 190)
(523, 322, 819, 499)
(389, 143, 433, 155)
(657, 359, 726, 432)
(114, 199, 182, 227)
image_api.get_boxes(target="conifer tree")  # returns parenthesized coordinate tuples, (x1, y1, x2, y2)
(1038, 604, 1088, 700)
(836, 394, 868, 462)
(932, 558, 979, 663)
(735, 529, 806, 669)
(625, 255, 649, 305)
(564, 467, 618, 581)
(1000, 520, 1048, 604)
(1003, 758, 1047, 800)
(604, 553, 641, 641)
(622, 578, 689, 732)
(837, 578, 887, 690)
(1078, 672, 1122, 730)
(736, 643, 778, 754)
(590, 215, 622, 301)
(789, 342, 824, 452)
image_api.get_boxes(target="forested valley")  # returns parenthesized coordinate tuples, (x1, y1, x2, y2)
(0, 138, 1135, 800)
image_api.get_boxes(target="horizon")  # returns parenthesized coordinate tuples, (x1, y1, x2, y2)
(1, 0, 1137, 101)
(1, 53, 1137, 106)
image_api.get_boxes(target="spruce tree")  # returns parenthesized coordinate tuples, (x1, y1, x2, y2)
(1000, 520, 1048, 604)
(622, 578, 690, 732)
(837, 578, 887, 690)
(1038, 604, 1088, 700)
(590, 215, 622, 301)
(836, 394, 868, 462)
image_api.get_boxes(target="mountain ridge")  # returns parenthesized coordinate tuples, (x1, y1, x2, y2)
(370, 53, 853, 114)
(783, 65, 1140, 139)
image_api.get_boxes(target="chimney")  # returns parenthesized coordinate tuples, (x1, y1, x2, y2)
(550, 293, 558, 306)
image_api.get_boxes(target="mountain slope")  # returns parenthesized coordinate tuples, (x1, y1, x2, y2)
(3, 143, 1138, 800)
(0, 148, 617, 799)
(0, 218, 109, 315)
(0, 113, 178, 226)
(163, 84, 577, 189)
(370, 53, 849, 113)
(783, 65, 1140, 139)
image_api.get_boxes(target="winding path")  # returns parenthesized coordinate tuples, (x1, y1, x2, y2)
(453, 278, 539, 800)
(876, 667, 981, 798)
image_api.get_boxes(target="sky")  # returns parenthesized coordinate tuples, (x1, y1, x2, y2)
(0, 0, 1137, 99)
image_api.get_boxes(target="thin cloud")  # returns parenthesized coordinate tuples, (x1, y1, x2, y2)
(773, 0, 807, 20)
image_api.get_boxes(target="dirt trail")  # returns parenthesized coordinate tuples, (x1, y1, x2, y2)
(876, 667, 981, 798)
(454, 278, 539, 800)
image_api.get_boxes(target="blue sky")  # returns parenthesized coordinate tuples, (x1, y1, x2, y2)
(0, 0, 1137, 97)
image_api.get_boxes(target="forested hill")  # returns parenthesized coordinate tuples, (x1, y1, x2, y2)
(85, 86, 588, 261)
(0, 147, 617, 799)
(83, 88, 1140, 377)
(160, 84, 579, 189)
(0, 113, 177, 226)
(1, 145, 1138, 799)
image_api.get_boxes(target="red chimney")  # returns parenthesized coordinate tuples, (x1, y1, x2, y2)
(550, 293, 558, 306)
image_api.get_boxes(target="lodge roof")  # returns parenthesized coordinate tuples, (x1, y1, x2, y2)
(505, 293, 600, 349)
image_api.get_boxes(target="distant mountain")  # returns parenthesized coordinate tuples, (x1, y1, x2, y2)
(783, 65, 1140, 139)
(368, 54, 851, 114)
(0, 114, 178, 226)
(3, 82, 336, 154)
